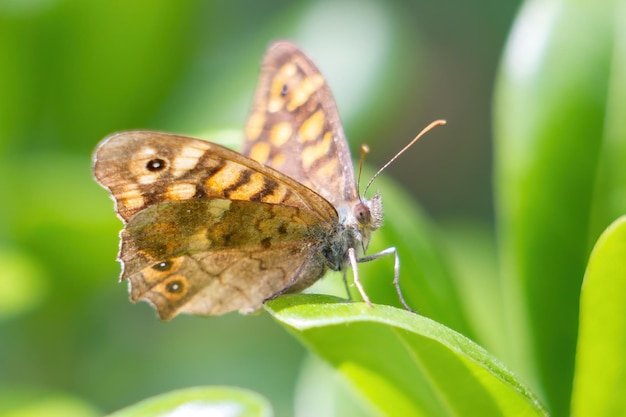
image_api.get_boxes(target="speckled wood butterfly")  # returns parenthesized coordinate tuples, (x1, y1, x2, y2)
(94, 41, 440, 320)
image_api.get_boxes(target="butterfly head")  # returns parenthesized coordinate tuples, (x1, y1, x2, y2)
(355, 193, 382, 232)
(328, 192, 382, 267)
(347, 192, 383, 255)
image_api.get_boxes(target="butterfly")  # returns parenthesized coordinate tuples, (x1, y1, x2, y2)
(94, 40, 426, 320)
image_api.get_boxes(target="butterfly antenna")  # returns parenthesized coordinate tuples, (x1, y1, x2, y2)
(363, 119, 446, 197)
(356, 144, 370, 198)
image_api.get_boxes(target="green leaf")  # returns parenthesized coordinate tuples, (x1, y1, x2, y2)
(266, 294, 548, 417)
(0, 388, 99, 417)
(493, 0, 618, 414)
(571, 215, 626, 416)
(107, 387, 273, 417)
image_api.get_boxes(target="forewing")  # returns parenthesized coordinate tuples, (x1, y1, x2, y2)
(242, 41, 359, 206)
(93, 131, 336, 223)
(120, 198, 327, 319)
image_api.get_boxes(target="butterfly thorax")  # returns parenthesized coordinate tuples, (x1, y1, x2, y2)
(319, 193, 382, 272)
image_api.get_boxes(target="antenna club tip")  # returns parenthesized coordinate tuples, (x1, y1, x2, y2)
(362, 118, 446, 197)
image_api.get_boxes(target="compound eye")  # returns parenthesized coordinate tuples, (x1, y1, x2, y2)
(354, 202, 371, 225)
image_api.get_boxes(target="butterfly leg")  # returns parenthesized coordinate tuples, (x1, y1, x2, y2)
(348, 247, 373, 307)
(358, 247, 416, 314)
(341, 269, 354, 301)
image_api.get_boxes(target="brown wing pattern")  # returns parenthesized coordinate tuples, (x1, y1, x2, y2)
(129, 249, 324, 320)
(242, 41, 358, 207)
(93, 131, 336, 224)
(120, 199, 328, 320)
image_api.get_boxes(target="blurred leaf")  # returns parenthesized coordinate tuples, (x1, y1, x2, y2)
(439, 220, 505, 358)
(4, 153, 120, 298)
(0, 249, 48, 320)
(107, 387, 272, 417)
(494, 0, 617, 414)
(589, 2, 626, 239)
(294, 355, 376, 417)
(571, 215, 626, 416)
(0, 387, 99, 417)
(0, 0, 200, 154)
(266, 294, 548, 417)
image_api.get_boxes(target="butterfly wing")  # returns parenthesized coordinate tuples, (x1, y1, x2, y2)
(93, 131, 336, 223)
(93, 131, 338, 318)
(120, 199, 327, 320)
(242, 41, 359, 208)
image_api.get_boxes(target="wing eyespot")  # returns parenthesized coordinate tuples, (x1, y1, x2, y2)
(146, 158, 167, 172)
(153, 260, 173, 271)
(165, 279, 184, 294)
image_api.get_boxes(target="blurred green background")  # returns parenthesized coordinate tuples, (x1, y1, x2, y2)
(0, 0, 553, 415)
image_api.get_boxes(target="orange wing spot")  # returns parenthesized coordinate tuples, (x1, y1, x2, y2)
(124, 195, 145, 212)
(268, 96, 284, 113)
(140, 257, 184, 285)
(270, 153, 286, 168)
(248, 142, 271, 164)
(129, 160, 161, 185)
(124, 197, 146, 210)
(135, 146, 158, 158)
(260, 183, 288, 204)
(166, 183, 196, 200)
(130, 147, 162, 184)
(171, 146, 205, 177)
(207, 199, 231, 219)
(187, 229, 213, 252)
(268, 63, 297, 113)
(205, 161, 246, 194)
(118, 186, 145, 211)
(302, 131, 333, 169)
(159, 275, 189, 301)
(280, 62, 298, 77)
(287, 74, 324, 111)
(245, 111, 265, 141)
(227, 172, 266, 200)
(298, 109, 325, 143)
(270, 122, 293, 147)
(315, 155, 339, 179)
